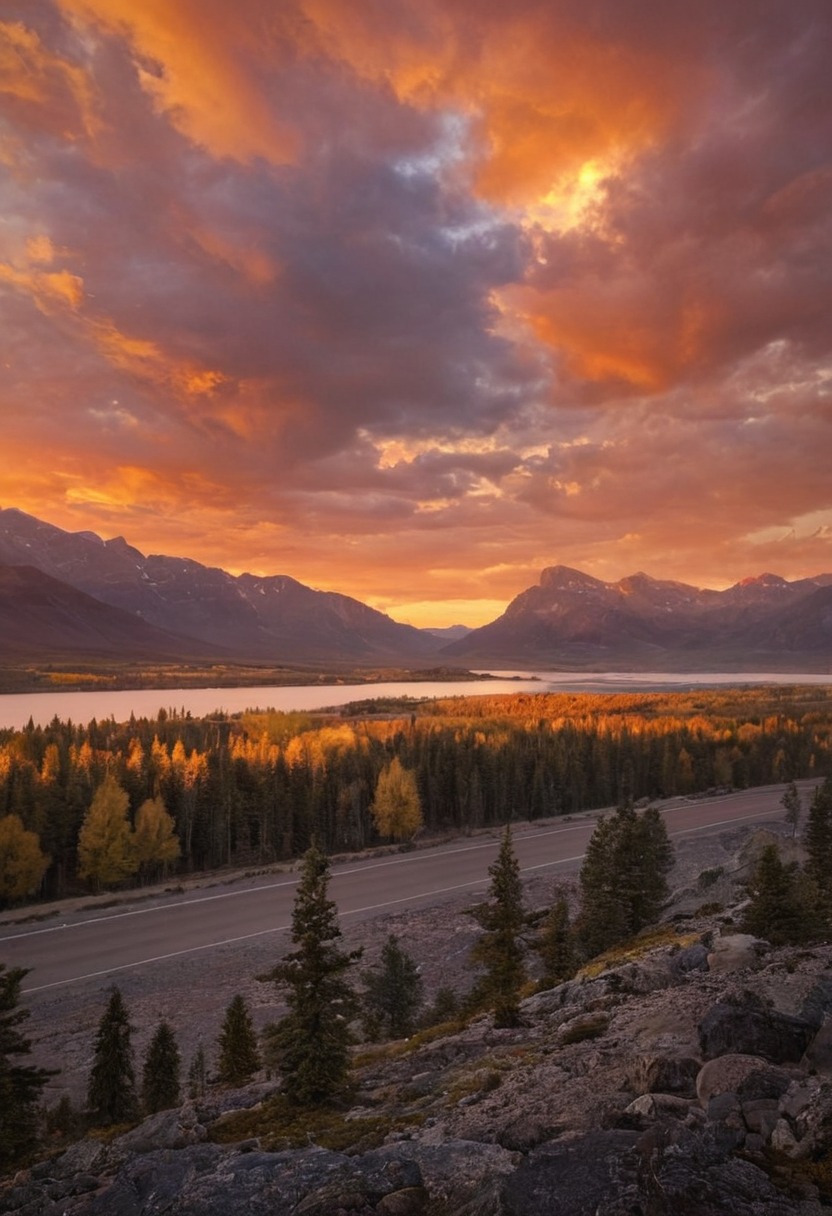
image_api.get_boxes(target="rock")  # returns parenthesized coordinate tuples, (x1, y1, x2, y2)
(696, 1054, 770, 1104)
(735, 1065, 793, 1103)
(798, 978, 832, 1028)
(770, 1118, 801, 1156)
(375, 1188, 429, 1215)
(706, 933, 765, 973)
(698, 994, 816, 1063)
(112, 1105, 207, 1154)
(377, 1140, 518, 1211)
(803, 1015, 832, 1074)
(672, 943, 710, 973)
(707, 1091, 743, 1127)
(622, 1093, 692, 1122)
(740, 1097, 779, 1136)
(499, 1130, 641, 1216)
(626, 1053, 700, 1097)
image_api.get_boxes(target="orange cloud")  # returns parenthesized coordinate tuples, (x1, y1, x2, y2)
(55, 0, 297, 163)
(0, 262, 85, 314)
(300, 1, 699, 208)
(0, 19, 100, 139)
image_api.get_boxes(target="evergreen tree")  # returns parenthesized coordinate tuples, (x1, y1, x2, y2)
(361, 934, 423, 1041)
(370, 758, 423, 841)
(781, 782, 802, 839)
(217, 995, 260, 1085)
(577, 805, 674, 958)
(87, 987, 138, 1126)
(469, 826, 526, 1028)
(805, 778, 832, 918)
(187, 1044, 207, 1100)
(537, 888, 577, 989)
(575, 814, 629, 958)
(141, 1021, 181, 1113)
(742, 844, 807, 945)
(262, 840, 360, 1106)
(0, 965, 52, 1171)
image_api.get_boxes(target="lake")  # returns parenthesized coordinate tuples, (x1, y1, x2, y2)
(0, 671, 829, 731)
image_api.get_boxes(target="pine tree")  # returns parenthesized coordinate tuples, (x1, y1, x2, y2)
(141, 1021, 181, 1113)
(361, 934, 423, 1041)
(807, 778, 832, 929)
(262, 840, 360, 1106)
(805, 778, 832, 917)
(537, 888, 577, 989)
(87, 987, 138, 1126)
(575, 814, 629, 958)
(742, 844, 807, 945)
(469, 826, 526, 1028)
(781, 782, 802, 839)
(0, 965, 53, 1171)
(577, 805, 674, 958)
(217, 995, 260, 1085)
(370, 758, 423, 841)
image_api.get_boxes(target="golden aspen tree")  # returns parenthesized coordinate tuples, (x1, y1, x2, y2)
(77, 774, 138, 889)
(133, 796, 181, 880)
(370, 758, 422, 840)
(0, 815, 50, 902)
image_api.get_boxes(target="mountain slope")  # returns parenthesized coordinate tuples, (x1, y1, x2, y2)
(0, 509, 439, 662)
(0, 564, 217, 661)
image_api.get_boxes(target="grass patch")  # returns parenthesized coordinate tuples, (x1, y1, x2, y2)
(209, 1094, 422, 1153)
(577, 925, 700, 980)
(559, 1012, 609, 1045)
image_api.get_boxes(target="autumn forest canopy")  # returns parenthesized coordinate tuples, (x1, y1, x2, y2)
(1, 686, 830, 904)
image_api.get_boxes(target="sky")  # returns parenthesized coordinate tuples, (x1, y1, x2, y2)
(1, 1, 831, 628)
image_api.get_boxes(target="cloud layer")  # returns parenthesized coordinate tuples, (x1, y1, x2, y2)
(1, 0, 830, 625)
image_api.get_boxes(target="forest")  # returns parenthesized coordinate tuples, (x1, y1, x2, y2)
(0, 684, 830, 902)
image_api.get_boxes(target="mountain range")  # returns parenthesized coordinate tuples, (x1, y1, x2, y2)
(0, 507, 830, 670)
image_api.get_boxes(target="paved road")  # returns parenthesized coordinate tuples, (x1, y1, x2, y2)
(1, 782, 815, 994)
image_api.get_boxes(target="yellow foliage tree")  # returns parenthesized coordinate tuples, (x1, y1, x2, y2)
(0, 815, 50, 902)
(77, 775, 138, 890)
(133, 796, 181, 880)
(370, 758, 422, 841)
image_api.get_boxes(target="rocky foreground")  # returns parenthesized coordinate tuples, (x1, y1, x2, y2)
(4, 832, 832, 1215)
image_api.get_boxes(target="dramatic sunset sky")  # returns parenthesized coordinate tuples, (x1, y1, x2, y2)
(2, 1, 831, 627)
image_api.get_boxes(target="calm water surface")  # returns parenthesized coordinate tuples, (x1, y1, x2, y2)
(0, 671, 828, 731)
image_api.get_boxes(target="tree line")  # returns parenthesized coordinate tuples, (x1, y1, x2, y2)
(0, 685, 830, 902)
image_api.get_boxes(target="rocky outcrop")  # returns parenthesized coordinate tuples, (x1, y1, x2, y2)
(5, 925, 832, 1214)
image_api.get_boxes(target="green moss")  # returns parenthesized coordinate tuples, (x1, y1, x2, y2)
(209, 1094, 425, 1153)
(559, 1012, 609, 1045)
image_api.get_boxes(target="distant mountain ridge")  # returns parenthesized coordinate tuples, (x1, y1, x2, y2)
(0, 508, 436, 663)
(0, 509, 830, 670)
(442, 564, 832, 669)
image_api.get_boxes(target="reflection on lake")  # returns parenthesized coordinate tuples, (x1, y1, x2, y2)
(0, 671, 829, 732)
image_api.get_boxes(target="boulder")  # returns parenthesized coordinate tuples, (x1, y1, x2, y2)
(696, 1054, 770, 1104)
(698, 994, 816, 1063)
(626, 1053, 700, 1097)
(803, 1015, 832, 1074)
(706, 934, 764, 973)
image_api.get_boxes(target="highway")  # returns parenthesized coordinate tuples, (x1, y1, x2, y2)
(0, 782, 814, 994)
